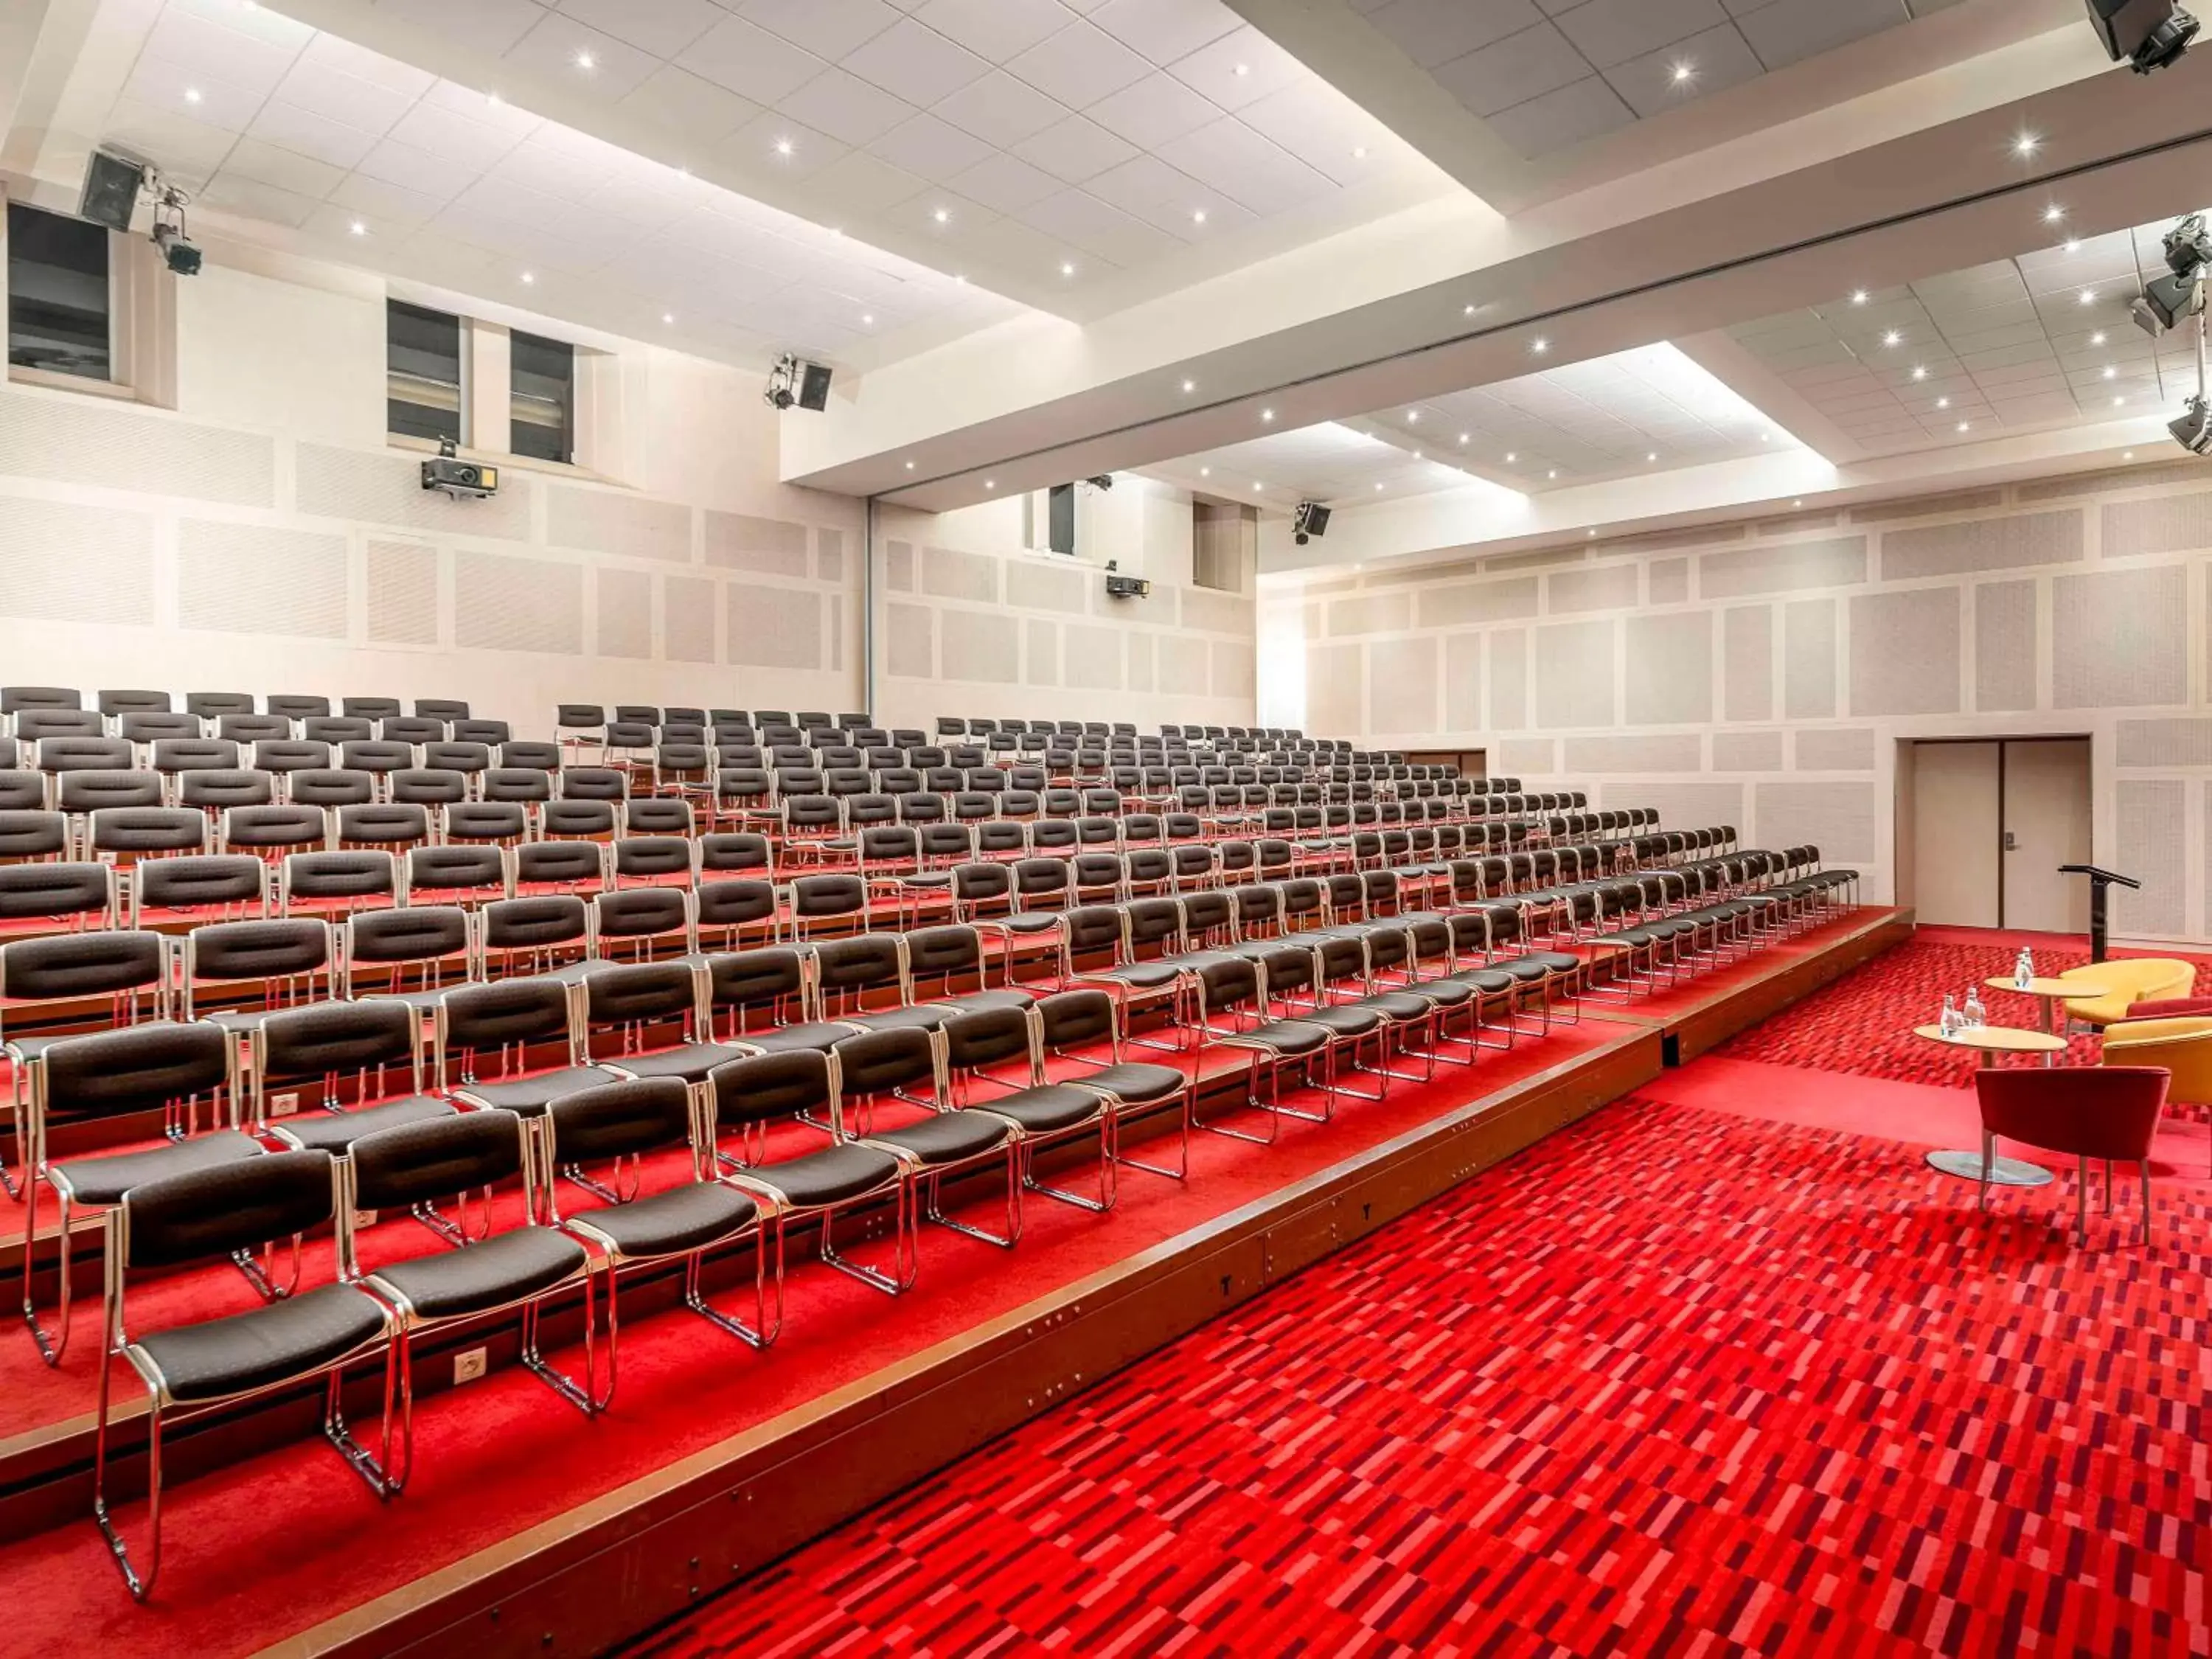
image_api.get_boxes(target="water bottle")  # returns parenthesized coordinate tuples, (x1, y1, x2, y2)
(2014, 947, 2034, 990)
(1941, 993, 1959, 1036)
(1963, 986, 1986, 1029)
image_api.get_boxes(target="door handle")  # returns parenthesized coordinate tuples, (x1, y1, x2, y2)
(2002, 830, 2018, 852)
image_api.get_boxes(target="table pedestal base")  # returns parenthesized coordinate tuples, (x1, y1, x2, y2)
(1927, 1149, 2053, 1188)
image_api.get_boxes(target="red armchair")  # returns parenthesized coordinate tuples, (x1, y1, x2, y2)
(1972, 1065, 2169, 1245)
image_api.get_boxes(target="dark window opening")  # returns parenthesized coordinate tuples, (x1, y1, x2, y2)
(510, 330, 574, 465)
(387, 299, 463, 444)
(7, 202, 111, 381)
(1047, 482, 1076, 556)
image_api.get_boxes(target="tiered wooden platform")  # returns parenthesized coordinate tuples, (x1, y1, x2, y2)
(0, 905, 1904, 1659)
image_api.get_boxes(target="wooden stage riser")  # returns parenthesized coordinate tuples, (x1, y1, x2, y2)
(356, 1031, 1669, 1659)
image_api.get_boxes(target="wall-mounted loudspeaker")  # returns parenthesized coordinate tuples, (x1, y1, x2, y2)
(1293, 501, 1331, 546)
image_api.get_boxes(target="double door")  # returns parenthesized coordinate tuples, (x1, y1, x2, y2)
(1910, 737, 2090, 931)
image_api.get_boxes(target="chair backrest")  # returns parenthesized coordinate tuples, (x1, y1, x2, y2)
(122, 1150, 335, 1273)
(255, 998, 420, 1099)
(513, 839, 606, 889)
(0, 859, 113, 922)
(437, 975, 574, 1070)
(268, 694, 331, 721)
(709, 1048, 832, 1132)
(132, 852, 268, 922)
(349, 1111, 526, 1214)
(0, 928, 167, 1016)
(546, 1077, 693, 1172)
(382, 717, 445, 745)
(38, 1020, 231, 1125)
(1975, 1066, 2168, 1161)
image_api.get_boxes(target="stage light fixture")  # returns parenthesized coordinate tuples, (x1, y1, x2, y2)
(763, 353, 833, 411)
(2085, 0, 2198, 70)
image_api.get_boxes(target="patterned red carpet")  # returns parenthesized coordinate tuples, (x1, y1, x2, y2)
(627, 1092, 2211, 1659)
(1718, 934, 2208, 1088)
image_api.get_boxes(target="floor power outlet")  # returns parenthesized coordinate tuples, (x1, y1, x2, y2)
(268, 1091, 300, 1117)
(453, 1347, 488, 1387)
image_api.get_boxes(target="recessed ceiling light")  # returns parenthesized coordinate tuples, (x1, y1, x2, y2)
(1457, 432, 1469, 444)
(1957, 420, 1972, 431)
(1911, 365, 1927, 380)
(2014, 133, 2040, 157)
(1411, 450, 1422, 459)
(1374, 482, 1383, 491)
(574, 49, 595, 69)
(1936, 396, 1950, 408)
(861, 313, 874, 325)
(2079, 288, 2096, 305)
(1200, 466, 1211, 476)
(663, 312, 675, 324)
(348, 220, 366, 236)
(1234, 63, 1250, 76)
(2124, 449, 2135, 459)
(1671, 61, 1694, 83)
(1181, 379, 1195, 393)
(1792, 498, 1803, 507)
(1882, 330, 1902, 347)
(1260, 408, 1275, 422)
(1645, 451, 1657, 462)
(934, 207, 951, 224)
(1587, 527, 1597, 537)
(2043, 204, 2065, 223)
(1531, 337, 1548, 354)
(905, 460, 915, 470)
(1463, 303, 1475, 316)
(984, 480, 995, 490)
(1405, 409, 1419, 422)
(1251, 481, 1263, 491)
(2091, 330, 2107, 345)
(774, 136, 794, 157)
(2104, 364, 2116, 378)
(1192, 209, 1206, 224)
(2112, 394, 2125, 406)
(1546, 469, 1558, 479)
(1505, 452, 1517, 462)
(1850, 289, 1868, 305)
(1352, 146, 1368, 159)
(520, 271, 535, 284)
(2065, 238, 2081, 253)
(184, 87, 202, 104)
(1060, 260, 1074, 275)
(487, 91, 504, 108)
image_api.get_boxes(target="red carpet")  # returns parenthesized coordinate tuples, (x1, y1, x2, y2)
(628, 1094, 2212, 1659)
(1717, 933, 2211, 1088)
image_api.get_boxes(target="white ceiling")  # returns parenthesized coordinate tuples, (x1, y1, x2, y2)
(1140, 420, 1518, 511)
(93, 0, 1017, 366)
(349, 0, 1434, 301)
(1347, 0, 1966, 160)
(1728, 217, 2209, 455)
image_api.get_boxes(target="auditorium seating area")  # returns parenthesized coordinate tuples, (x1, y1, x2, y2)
(0, 681, 1857, 1607)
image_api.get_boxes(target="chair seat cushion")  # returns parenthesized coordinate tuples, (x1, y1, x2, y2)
(975, 1083, 1104, 1133)
(933, 989, 1035, 1018)
(837, 1004, 951, 1033)
(1361, 991, 1431, 1021)
(364, 987, 467, 1012)
(1452, 970, 1520, 995)
(1300, 1004, 1385, 1037)
(744, 1143, 902, 1208)
(199, 1008, 280, 1032)
(1093, 960, 1184, 990)
(1068, 1061, 1185, 1103)
(133, 1281, 389, 1405)
(1400, 978, 1475, 1008)
(981, 913, 1063, 935)
(1528, 951, 1582, 973)
(863, 1110, 1013, 1164)
(269, 1095, 458, 1153)
(451, 1066, 619, 1117)
(1228, 1018, 1330, 1057)
(569, 1182, 758, 1260)
(49, 1131, 265, 1208)
(367, 1228, 588, 1322)
(740, 1023, 861, 1054)
(603, 1043, 748, 1084)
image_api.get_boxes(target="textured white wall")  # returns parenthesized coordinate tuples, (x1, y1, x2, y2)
(1262, 464, 2212, 945)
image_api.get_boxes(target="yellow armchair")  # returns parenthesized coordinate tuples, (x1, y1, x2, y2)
(2060, 959, 2197, 1029)
(2104, 1016, 2212, 1172)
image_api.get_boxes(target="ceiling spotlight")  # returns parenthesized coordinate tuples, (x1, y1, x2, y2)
(184, 87, 202, 104)
(1353, 145, 1368, 160)
(520, 271, 535, 284)
(2093, 330, 2108, 344)
(1192, 209, 1207, 224)
(2079, 288, 2097, 305)
(1234, 63, 1250, 76)
(1937, 396, 1951, 408)
(663, 312, 675, 324)
(861, 313, 876, 326)
(1882, 330, 1902, 346)
(984, 480, 995, 490)
(1260, 408, 1275, 422)
(2135, 211, 2212, 335)
(2172, 394, 2212, 452)
(1181, 379, 1195, 392)
(1958, 420, 1972, 431)
(2104, 364, 2118, 378)
(1911, 365, 1928, 380)
(1406, 409, 1419, 421)
(2114, 394, 2127, 405)
(2065, 238, 2082, 253)
(1458, 432, 1469, 444)
(2013, 132, 2040, 156)
(574, 49, 595, 69)
(933, 207, 950, 224)
(905, 460, 915, 470)
(1851, 289, 1869, 305)
(1505, 452, 1517, 462)
(1531, 337, 1548, 354)
(773, 136, 794, 157)
(2086, 0, 2199, 72)
(1671, 61, 1694, 83)
(1546, 468, 1558, 479)
(1373, 482, 1383, 491)
(2044, 204, 2066, 223)
(1792, 498, 1804, 507)
(1251, 481, 1263, 491)
(348, 220, 366, 236)
(487, 91, 504, 108)
(1645, 451, 1657, 462)
(1060, 261, 1074, 275)
(1200, 466, 1211, 476)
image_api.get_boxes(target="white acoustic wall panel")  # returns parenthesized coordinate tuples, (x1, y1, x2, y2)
(1624, 611, 1712, 725)
(1416, 577, 1539, 628)
(0, 497, 156, 625)
(939, 605, 1018, 683)
(1974, 580, 2037, 712)
(1796, 728, 1875, 770)
(663, 575, 717, 664)
(546, 484, 692, 563)
(1005, 557, 1088, 615)
(1065, 622, 1122, 689)
(1183, 587, 1251, 634)
(1881, 512, 2082, 580)
(1546, 563, 1639, 613)
(1026, 619, 1060, 686)
(1699, 537, 1865, 599)
(921, 545, 1000, 604)
(1609, 780, 1743, 833)
(0, 389, 275, 506)
(1211, 640, 1255, 700)
(2115, 779, 2185, 934)
(1368, 634, 1438, 734)
(1127, 632, 1154, 693)
(1329, 590, 1413, 637)
(1756, 781, 1876, 862)
(1159, 633, 1209, 695)
(1444, 632, 1483, 730)
(886, 602, 935, 678)
(595, 568, 652, 658)
(818, 528, 844, 583)
(1848, 588, 1960, 716)
(1713, 730, 1783, 770)
(2020, 459, 2208, 500)
(2101, 492, 2212, 560)
(885, 540, 916, 591)
(1497, 737, 1557, 775)
(1307, 641, 1364, 736)
(1533, 620, 1614, 728)
(727, 583, 822, 669)
(703, 512, 809, 577)
(2053, 566, 2187, 709)
(1783, 599, 1836, 718)
(2118, 718, 2212, 767)
(1565, 734, 1702, 772)
(298, 442, 532, 538)
(1489, 627, 1528, 728)
(1649, 557, 1688, 603)
(365, 540, 438, 645)
(1722, 605, 1773, 723)
(455, 552, 583, 654)
(178, 521, 347, 639)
